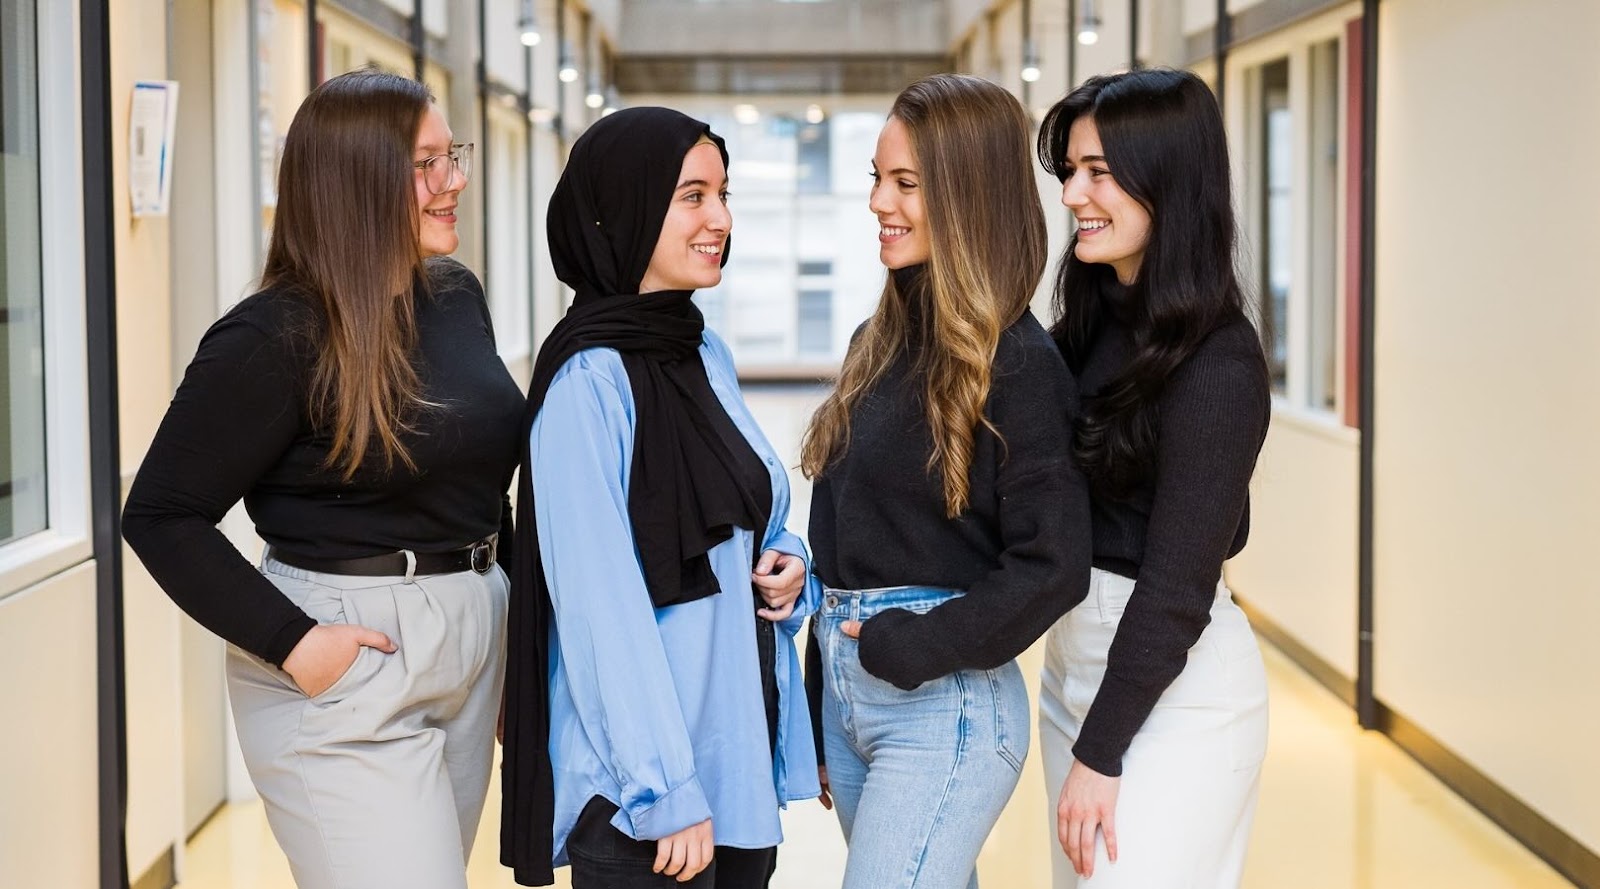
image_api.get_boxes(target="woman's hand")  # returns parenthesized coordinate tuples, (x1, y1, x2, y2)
(282, 623, 396, 698)
(817, 765, 834, 810)
(654, 818, 714, 882)
(752, 550, 805, 622)
(1057, 759, 1121, 878)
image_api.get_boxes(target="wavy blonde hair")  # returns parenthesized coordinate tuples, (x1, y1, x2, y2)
(801, 74, 1047, 516)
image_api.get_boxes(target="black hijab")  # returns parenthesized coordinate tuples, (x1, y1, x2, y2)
(500, 107, 772, 886)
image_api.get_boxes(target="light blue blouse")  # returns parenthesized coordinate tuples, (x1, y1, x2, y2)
(531, 329, 821, 863)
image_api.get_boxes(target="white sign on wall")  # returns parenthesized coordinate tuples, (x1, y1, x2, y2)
(130, 80, 180, 217)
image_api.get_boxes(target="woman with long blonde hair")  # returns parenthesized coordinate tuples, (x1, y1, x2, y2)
(801, 73, 1092, 889)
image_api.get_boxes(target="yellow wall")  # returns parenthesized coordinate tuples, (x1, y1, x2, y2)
(0, 564, 101, 889)
(1226, 415, 1359, 678)
(1372, 0, 1600, 851)
(110, 0, 187, 879)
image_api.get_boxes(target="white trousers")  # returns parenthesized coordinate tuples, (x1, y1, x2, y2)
(226, 555, 508, 889)
(1040, 568, 1268, 889)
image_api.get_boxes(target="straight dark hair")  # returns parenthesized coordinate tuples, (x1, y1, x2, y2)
(261, 68, 434, 480)
(1038, 68, 1250, 497)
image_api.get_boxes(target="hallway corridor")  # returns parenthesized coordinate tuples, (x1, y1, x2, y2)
(171, 387, 1573, 889)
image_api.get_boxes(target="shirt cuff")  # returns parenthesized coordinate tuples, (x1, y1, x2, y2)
(1070, 671, 1162, 777)
(856, 607, 930, 691)
(620, 774, 712, 841)
(261, 613, 319, 669)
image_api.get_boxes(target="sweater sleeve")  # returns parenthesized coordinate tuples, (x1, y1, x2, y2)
(1070, 355, 1270, 776)
(122, 305, 318, 667)
(855, 335, 1094, 690)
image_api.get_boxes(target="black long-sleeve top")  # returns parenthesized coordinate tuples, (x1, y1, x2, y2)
(123, 259, 524, 669)
(1065, 297, 1271, 777)
(809, 272, 1093, 692)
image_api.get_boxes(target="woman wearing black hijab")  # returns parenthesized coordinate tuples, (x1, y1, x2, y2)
(500, 108, 821, 889)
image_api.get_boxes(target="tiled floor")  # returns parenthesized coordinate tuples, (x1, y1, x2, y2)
(172, 386, 1575, 889)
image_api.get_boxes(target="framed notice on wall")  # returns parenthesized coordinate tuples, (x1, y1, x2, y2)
(130, 80, 180, 217)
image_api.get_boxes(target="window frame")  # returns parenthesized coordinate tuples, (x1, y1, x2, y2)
(1226, 6, 1355, 423)
(0, 0, 93, 599)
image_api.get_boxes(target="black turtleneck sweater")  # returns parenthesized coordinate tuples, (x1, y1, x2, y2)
(123, 259, 525, 669)
(808, 266, 1093, 691)
(1065, 290, 1271, 777)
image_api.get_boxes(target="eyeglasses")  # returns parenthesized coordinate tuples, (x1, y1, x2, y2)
(414, 143, 474, 195)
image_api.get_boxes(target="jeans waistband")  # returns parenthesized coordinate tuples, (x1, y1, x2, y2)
(820, 585, 964, 621)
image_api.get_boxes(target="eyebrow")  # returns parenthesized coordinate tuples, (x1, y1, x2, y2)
(1069, 154, 1108, 164)
(676, 178, 728, 190)
(870, 163, 920, 177)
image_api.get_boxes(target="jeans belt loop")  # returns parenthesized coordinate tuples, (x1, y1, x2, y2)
(402, 549, 417, 584)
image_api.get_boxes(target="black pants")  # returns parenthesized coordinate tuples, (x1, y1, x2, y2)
(567, 796, 777, 889)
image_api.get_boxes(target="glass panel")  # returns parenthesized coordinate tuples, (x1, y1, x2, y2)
(797, 289, 832, 356)
(1259, 58, 1291, 396)
(693, 107, 886, 368)
(1308, 39, 1341, 412)
(0, 0, 49, 543)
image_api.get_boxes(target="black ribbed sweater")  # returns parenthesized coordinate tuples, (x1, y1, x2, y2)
(123, 260, 524, 668)
(1065, 306, 1271, 777)
(808, 274, 1093, 691)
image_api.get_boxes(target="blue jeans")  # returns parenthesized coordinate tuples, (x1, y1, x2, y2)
(817, 586, 1029, 889)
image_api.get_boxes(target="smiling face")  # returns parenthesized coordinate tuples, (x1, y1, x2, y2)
(1060, 115, 1151, 284)
(869, 117, 931, 270)
(413, 104, 465, 257)
(639, 141, 731, 293)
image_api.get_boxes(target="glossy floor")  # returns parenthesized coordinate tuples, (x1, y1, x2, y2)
(173, 386, 1573, 889)
(172, 637, 1573, 889)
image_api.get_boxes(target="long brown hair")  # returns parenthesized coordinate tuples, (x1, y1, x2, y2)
(261, 68, 433, 480)
(801, 74, 1047, 516)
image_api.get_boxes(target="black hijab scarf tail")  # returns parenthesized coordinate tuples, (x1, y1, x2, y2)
(500, 107, 770, 886)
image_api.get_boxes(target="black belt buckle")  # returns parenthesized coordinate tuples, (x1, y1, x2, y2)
(470, 538, 495, 574)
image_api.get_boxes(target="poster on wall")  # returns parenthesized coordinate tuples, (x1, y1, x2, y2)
(130, 80, 180, 217)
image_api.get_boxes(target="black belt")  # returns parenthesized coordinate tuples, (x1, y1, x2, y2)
(270, 535, 498, 578)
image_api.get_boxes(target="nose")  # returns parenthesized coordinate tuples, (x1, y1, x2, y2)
(1060, 172, 1087, 210)
(446, 162, 468, 194)
(868, 180, 891, 217)
(707, 197, 731, 233)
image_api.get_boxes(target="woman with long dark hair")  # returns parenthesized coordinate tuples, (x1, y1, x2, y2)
(800, 73, 1092, 889)
(123, 70, 520, 888)
(1034, 68, 1271, 888)
(499, 107, 818, 889)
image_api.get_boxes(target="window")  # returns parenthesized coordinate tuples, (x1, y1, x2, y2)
(696, 107, 885, 369)
(486, 109, 531, 360)
(797, 289, 832, 356)
(1258, 59, 1290, 395)
(1, 0, 48, 545)
(1245, 38, 1344, 416)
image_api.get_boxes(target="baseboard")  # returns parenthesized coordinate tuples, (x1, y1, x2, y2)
(1231, 593, 1356, 707)
(1376, 704, 1599, 889)
(132, 844, 175, 889)
(187, 799, 228, 843)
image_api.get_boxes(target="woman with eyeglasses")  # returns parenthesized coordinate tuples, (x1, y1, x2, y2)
(123, 69, 520, 889)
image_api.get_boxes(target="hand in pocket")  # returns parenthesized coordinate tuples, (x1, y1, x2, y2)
(283, 623, 397, 697)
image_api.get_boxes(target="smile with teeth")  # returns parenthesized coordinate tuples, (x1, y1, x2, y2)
(1077, 219, 1109, 231)
(881, 225, 910, 237)
(692, 244, 721, 255)
(426, 208, 456, 219)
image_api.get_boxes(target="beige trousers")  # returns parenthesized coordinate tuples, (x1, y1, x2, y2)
(226, 554, 508, 889)
(1040, 568, 1268, 889)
